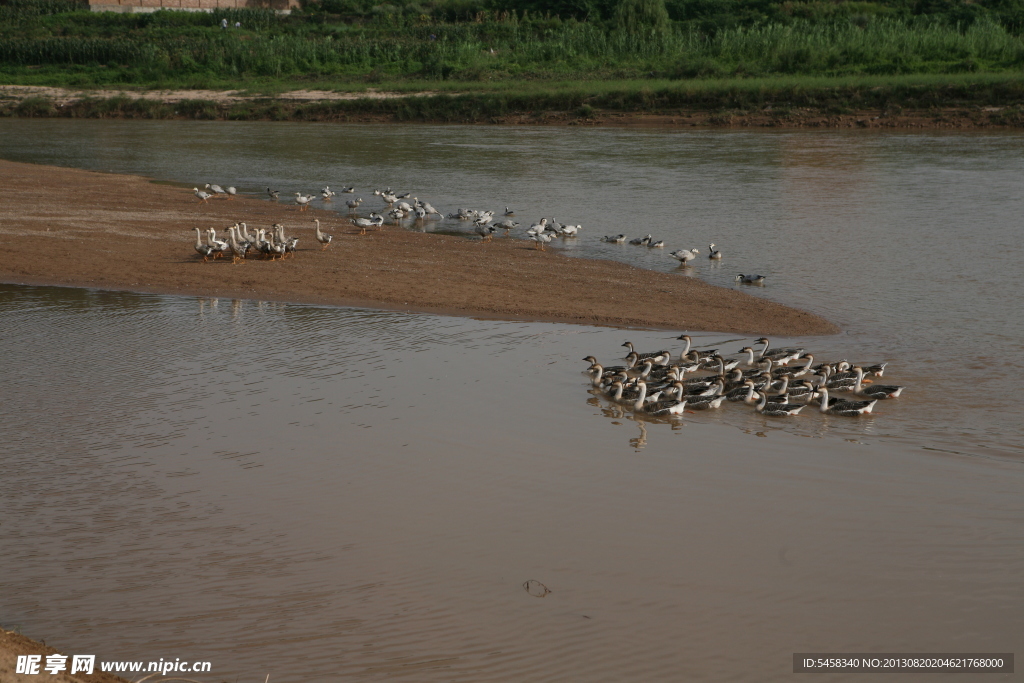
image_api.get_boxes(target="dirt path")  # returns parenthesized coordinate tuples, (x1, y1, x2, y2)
(0, 159, 837, 335)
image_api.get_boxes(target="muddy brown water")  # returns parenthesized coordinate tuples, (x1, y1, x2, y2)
(2, 121, 1023, 680)
(0, 119, 1021, 458)
(1, 284, 1022, 682)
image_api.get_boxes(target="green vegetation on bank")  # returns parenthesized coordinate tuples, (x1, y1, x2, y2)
(5, 0, 1024, 87)
(6, 74, 1024, 125)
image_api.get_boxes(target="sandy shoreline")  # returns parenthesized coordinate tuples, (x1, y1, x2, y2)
(0, 159, 836, 335)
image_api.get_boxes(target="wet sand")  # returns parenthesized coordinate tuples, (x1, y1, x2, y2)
(0, 628, 128, 683)
(1, 85, 1018, 129)
(0, 159, 836, 335)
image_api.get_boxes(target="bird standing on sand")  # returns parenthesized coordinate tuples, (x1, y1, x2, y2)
(205, 183, 226, 198)
(193, 227, 215, 261)
(314, 219, 333, 250)
(295, 193, 314, 211)
(193, 187, 212, 203)
(225, 186, 237, 200)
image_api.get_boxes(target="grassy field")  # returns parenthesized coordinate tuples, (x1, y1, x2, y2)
(3, 0, 1024, 120)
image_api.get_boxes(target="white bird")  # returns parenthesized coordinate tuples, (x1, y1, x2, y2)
(321, 187, 336, 201)
(708, 243, 722, 259)
(560, 224, 582, 237)
(314, 218, 332, 250)
(225, 186, 237, 200)
(346, 197, 362, 210)
(341, 186, 355, 193)
(475, 225, 497, 241)
(526, 219, 549, 236)
(669, 248, 699, 263)
(295, 193, 314, 211)
(193, 187, 212, 203)
(205, 183, 225, 197)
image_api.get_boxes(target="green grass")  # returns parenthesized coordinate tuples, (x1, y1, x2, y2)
(4, 8, 1024, 88)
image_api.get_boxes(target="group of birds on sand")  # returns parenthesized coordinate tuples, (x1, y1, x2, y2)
(191, 218, 350, 263)
(584, 336, 904, 418)
(193, 184, 768, 280)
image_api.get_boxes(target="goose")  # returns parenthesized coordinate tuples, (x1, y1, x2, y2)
(676, 335, 719, 363)
(755, 393, 804, 416)
(341, 186, 355, 193)
(225, 186, 237, 200)
(266, 231, 286, 261)
(504, 206, 515, 216)
(205, 183, 226, 197)
(707, 354, 740, 374)
(193, 187, 212, 203)
(622, 342, 671, 363)
(421, 202, 441, 217)
(817, 366, 858, 391)
(352, 215, 376, 234)
(313, 219, 332, 250)
(817, 388, 876, 416)
(193, 228, 215, 261)
(494, 219, 519, 234)
(560, 224, 582, 237)
(669, 248, 699, 263)
(227, 225, 248, 264)
(851, 367, 904, 399)
(206, 228, 228, 258)
(266, 187, 279, 200)
(708, 243, 722, 259)
(601, 234, 627, 243)
(321, 187, 336, 201)
(530, 232, 553, 251)
(630, 234, 652, 246)
(755, 338, 804, 366)
(685, 395, 726, 410)
(648, 239, 666, 248)
(526, 219, 549, 236)
(630, 381, 685, 414)
(736, 273, 766, 284)
(475, 225, 497, 241)
(396, 192, 411, 199)
(295, 193, 314, 211)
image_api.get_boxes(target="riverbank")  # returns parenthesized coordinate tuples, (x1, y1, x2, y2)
(0, 159, 836, 335)
(3, 75, 1024, 128)
(0, 627, 128, 683)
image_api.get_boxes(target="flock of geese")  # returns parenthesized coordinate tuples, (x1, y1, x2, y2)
(191, 184, 768, 282)
(584, 336, 904, 418)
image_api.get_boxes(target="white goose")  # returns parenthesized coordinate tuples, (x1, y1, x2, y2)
(295, 193, 314, 211)
(193, 187, 212, 203)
